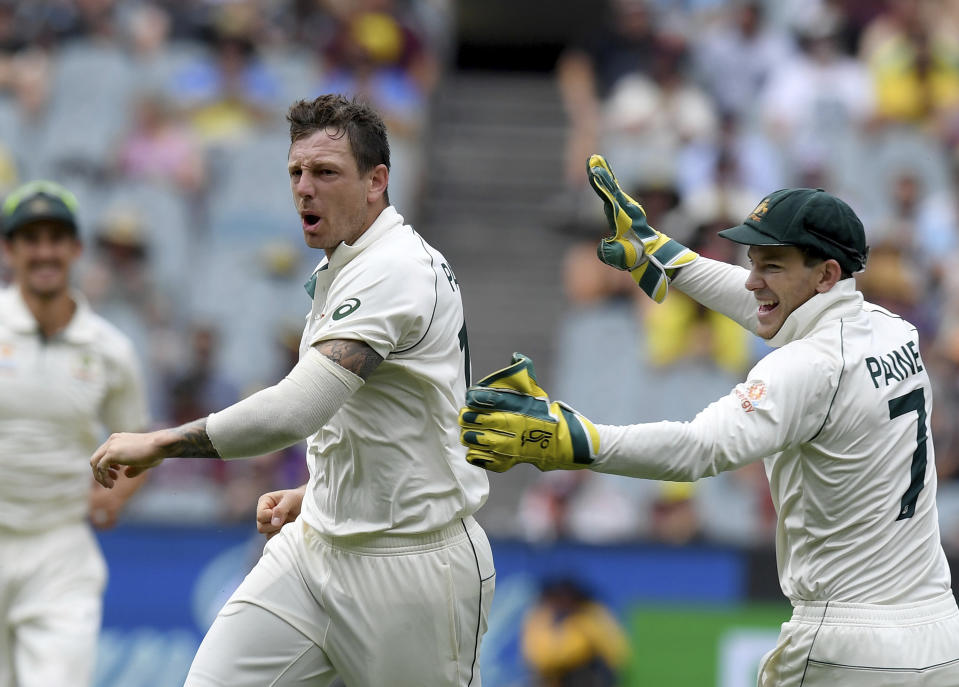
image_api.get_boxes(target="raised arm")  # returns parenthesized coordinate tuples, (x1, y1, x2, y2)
(91, 340, 380, 487)
(586, 153, 759, 334)
(460, 350, 829, 482)
(671, 259, 758, 334)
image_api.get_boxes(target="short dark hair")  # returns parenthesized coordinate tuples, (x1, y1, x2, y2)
(800, 245, 852, 280)
(287, 94, 391, 177)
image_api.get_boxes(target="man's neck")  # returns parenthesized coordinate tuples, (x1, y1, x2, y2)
(19, 285, 76, 338)
(323, 204, 389, 260)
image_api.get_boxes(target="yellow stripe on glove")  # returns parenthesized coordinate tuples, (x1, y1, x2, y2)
(586, 154, 698, 302)
(458, 353, 600, 473)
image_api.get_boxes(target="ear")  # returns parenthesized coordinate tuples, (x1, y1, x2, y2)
(814, 259, 842, 293)
(367, 164, 389, 203)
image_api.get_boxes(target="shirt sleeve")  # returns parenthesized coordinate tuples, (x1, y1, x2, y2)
(672, 257, 759, 335)
(309, 250, 436, 358)
(100, 337, 151, 433)
(592, 341, 836, 481)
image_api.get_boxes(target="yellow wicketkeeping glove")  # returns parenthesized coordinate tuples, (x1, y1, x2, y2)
(586, 154, 698, 303)
(458, 353, 600, 473)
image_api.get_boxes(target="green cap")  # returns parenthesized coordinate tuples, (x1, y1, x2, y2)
(719, 188, 868, 274)
(2, 180, 79, 238)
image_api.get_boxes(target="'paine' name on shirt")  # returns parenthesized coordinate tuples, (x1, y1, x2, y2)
(865, 341, 923, 389)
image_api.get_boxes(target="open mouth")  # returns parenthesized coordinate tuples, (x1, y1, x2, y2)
(758, 299, 778, 315)
(302, 214, 321, 228)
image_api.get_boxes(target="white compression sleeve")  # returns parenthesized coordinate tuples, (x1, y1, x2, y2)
(206, 347, 363, 459)
(672, 257, 758, 333)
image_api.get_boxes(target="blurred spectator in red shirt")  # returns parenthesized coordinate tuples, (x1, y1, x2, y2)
(113, 91, 206, 193)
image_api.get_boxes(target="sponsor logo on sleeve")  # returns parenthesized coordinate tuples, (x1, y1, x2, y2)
(734, 380, 767, 413)
(331, 297, 361, 320)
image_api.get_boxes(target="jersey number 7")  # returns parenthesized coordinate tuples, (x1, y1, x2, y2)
(889, 388, 927, 521)
(458, 321, 471, 387)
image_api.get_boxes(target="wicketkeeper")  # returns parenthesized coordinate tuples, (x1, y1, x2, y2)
(460, 154, 959, 686)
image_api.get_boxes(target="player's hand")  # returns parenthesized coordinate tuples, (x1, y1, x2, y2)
(458, 353, 600, 473)
(90, 432, 167, 488)
(586, 153, 698, 302)
(256, 485, 306, 539)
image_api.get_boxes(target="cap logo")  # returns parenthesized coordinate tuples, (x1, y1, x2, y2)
(2, 180, 79, 217)
(748, 199, 770, 223)
(26, 197, 51, 215)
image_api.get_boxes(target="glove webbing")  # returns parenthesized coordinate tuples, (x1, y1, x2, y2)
(631, 241, 697, 303)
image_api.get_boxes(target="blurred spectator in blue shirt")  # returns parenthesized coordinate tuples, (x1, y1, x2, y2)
(170, 22, 282, 145)
(318, 9, 427, 137)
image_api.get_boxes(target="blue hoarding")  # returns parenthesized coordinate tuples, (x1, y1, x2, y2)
(93, 524, 755, 686)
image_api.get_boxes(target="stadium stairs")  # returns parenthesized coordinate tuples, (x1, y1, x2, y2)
(419, 71, 572, 534)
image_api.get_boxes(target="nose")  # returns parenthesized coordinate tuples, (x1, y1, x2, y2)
(745, 267, 763, 292)
(292, 175, 314, 201)
(30, 235, 61, 258)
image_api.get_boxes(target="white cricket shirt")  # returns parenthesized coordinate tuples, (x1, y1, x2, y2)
(298, 207, 488, 536)
(595, 259, 952, 604)
(0, 286, 149, 532)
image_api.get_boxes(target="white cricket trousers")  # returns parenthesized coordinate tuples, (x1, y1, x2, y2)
(185, 515, 495, 687)
(758, 592, 959, 686)
(0, 522, 106, 687)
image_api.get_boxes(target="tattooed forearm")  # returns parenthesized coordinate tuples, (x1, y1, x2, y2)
(316, 339, 383, 379)
(166, 418, 221, 458)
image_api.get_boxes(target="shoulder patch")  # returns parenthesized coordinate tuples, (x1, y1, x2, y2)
(734, 379, 767, 413)
(745, 380, 767, 402)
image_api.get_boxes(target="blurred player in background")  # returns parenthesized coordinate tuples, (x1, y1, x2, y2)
(0, 181, 150, 687)
(521, 576, 630, 687)
(460, 155, 959, 686)
(90, 94, 494, 687)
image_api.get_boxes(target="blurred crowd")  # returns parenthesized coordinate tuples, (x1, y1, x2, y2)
(3, 0, 959, 556)
(0, 0, 449, 524)
(527, 0, 959, 554)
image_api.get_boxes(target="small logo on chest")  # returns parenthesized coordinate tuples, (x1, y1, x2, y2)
(71, 352, 100, 382)
(0, 343, 17, 373)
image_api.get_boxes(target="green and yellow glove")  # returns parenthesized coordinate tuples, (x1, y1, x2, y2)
(586, 154, 698, 303)
(458, 353, 600, 473)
